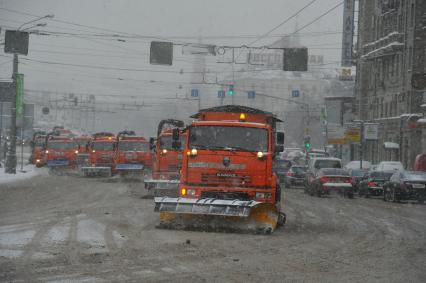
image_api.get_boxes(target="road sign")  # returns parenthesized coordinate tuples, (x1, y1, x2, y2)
(42, 107, 50, 115)
(218, 90, 225, 98)
(247, 91, 255, 99)
(150, 41, 173, 66)
(291, 90, 300, 98)
(4, 30, 29, 55)
(364, 123, 379, 140)
(191, 89, 199, 97)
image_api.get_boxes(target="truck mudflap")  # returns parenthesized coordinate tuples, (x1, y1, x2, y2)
(144, 179, 180, 197)
(154, 197, 281, 234)
(81, 166, 111, 177)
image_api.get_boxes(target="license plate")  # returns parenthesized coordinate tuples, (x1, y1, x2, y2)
(116, 164, 144, 170)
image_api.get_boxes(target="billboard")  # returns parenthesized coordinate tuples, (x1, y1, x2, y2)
(341, 0, 355, 67)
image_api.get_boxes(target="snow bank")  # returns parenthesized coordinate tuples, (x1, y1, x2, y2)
(0, 165, 43, 185)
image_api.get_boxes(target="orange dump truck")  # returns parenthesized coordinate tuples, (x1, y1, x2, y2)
(154, 105, 286, 234)
(81, 132, 116, 177)
(144, 119, 186, 194)
(114, 130, 152, 177)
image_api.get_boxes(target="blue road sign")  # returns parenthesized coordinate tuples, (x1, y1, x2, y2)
(191, 89, 199, 97)
(218, 90, 225, 98)
(247, 91, 256, 99)
(291, 90, 300, 97)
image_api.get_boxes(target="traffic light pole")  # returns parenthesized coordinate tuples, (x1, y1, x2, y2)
(5, 53, 18, 174)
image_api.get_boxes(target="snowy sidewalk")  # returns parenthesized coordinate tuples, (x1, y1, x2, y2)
(0, 164, 44, 185)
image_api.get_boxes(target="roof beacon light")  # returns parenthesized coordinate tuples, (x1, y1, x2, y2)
(239, 113, 246, 121)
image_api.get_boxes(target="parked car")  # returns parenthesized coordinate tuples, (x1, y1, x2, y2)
(414, 154, 426, 171)
(279, 148, 303, 160)
(345, 160, 372, 170)
(306, 157, 343, 189)
(376, 161, 404, 172)
(358, 171, 394, 197)
(305, 168, 353, 198)
(284, 165, 307, 188)
(273, 159, 292, 184)
(383, 171, 426, 203)
(348, 168, 369, 192)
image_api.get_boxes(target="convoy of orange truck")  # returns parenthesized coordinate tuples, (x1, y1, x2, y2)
(29, 105, 287, 234)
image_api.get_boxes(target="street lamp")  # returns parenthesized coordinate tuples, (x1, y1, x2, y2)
(21, 23, 47, 31)
(18, 14, 54, 30)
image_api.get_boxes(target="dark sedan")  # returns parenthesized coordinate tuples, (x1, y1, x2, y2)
(383, 171, 426, 203)
(284, 165, 307, 188)
(348, 169, 369, 192)
(273, 159, 292, 184)
(358, 171, 394, 197)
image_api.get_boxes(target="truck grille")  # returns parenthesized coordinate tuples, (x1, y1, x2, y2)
(200, 173, 251, 185)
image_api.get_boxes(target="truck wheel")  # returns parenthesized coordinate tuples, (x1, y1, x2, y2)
(277, 212, 286, 227)
(316, 185, 322, 197)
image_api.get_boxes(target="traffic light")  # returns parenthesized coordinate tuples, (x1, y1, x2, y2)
(304, 135, 311, 150)
(228, 84, 234, 96)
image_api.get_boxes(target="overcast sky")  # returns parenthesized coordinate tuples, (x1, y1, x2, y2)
(0, 0, 344, 134)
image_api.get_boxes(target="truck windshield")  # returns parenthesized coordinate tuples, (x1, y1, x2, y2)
(92, 142, 114, 151)
(47, 141, 76, 150)
(159, 136, 186, 150)
(75, 140, 90, 147)
(35, 138, 45, 146)
(119, 141, 149, 151)
(189, 126, 268, 152)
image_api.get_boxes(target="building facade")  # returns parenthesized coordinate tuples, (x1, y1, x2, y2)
(355, 0, 426, 168)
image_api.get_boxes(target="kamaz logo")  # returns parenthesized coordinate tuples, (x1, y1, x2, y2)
(216, 172, 237, 178)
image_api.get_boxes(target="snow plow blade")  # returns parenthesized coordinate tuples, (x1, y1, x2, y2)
(81, 166, 111, 177)
(154, 197, 279, 234)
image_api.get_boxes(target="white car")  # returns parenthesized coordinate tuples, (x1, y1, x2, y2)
(345, 161, 372, 170)
(376, 161, 404, 172)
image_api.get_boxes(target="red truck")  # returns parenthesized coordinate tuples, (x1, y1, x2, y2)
(154, 105, 286, 234)
(114, 130, 152, 177)
(44, 135, 78, 171)
(30, 131, 47, 167)
(81, 132, 116, 177)
(74, 135, 92, 168)
(145, 120, 186, 194)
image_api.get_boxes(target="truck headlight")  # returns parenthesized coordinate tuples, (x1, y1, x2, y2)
(191, 148, 197, 156)
(257, 152, 266, 159)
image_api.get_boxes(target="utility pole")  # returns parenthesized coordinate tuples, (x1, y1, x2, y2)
(5, 53, 18, 173)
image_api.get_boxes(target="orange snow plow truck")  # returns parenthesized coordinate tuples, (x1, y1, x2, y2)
(144, 119, 186, 194)
(114, 130, 152, 177)
(154, 105, 286, 234)
(81, 132, 116, 177)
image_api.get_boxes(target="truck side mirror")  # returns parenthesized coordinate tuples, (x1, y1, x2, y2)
(276, 132, 284, 145)
(274, 145, 284, 153)
(172, 128, 180, 141)
(149, 137, 155, 150)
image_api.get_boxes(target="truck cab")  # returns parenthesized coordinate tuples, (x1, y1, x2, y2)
(45, 136, 78, 168)
(152, 130, 186, 181)
(178, 106, 283, 202)
(30, 132, 47, 167)
(115, 131, 152, 175)
(82, 133, 116, 176)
